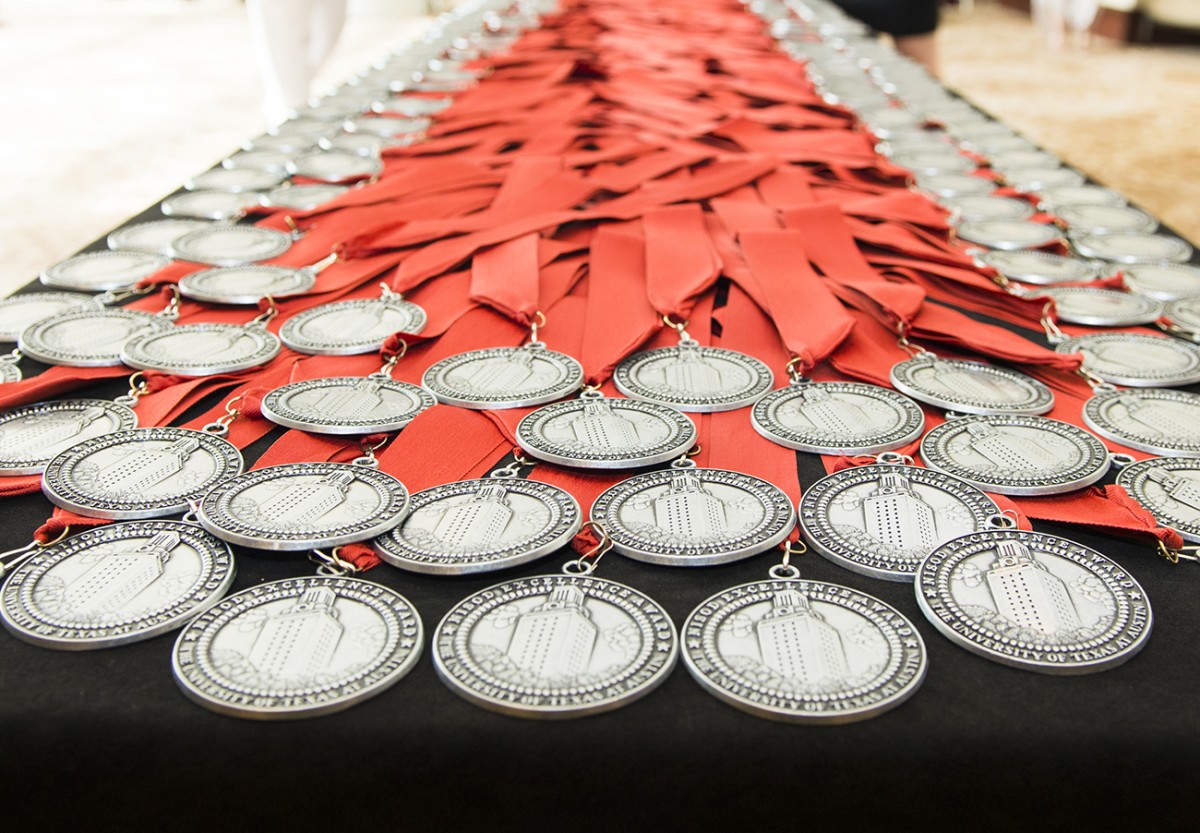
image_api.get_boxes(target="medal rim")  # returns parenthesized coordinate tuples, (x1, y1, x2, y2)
(1038, 287, 1162, 327)
(170, 226, 294, 267)
(612, 344, 775, 413)
(889, 357, 1055, 415)
(178, 264, 317, 305)
(750, 381, 926, 454)
(119, 323, 283, 377)
(260, 376, 437, 435)
(279, 298, 429, 355)
(421, 345, 585, 409)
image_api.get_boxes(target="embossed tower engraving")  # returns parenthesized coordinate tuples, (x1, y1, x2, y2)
(964, 423, 1057, 470)
(1146, 468, 1200, 513)
(569, 399, 641, 448)
(310, 379, 384, 418)
(463, 350, 535, 391)
(432, 483, 514, 546)
(861, 471, 939, 550)
(505, 586, 598, 678)
(95, 437, 201, 493)
(984, 541, 1081, 634)
(1117, 394, 1200, 437)
(247, 587, 344, 679)
(259, 472, 355, 525)
(755, 589, 849, 683)
(0, 406, 107, 454)
(662, 343, 722, 393)
(311, 306, 386, 338)
(789, 386, 872, 433)
(61, 531, 178, 617)
(49, 318, 142, 351)
(652, 469, 728, 537)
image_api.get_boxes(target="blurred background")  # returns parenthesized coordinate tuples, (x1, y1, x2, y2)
(0, 0, 1196, 295)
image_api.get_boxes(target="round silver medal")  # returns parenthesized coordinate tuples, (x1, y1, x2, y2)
(107, 220, 212, 256)
(1039, 287, 1162, 327)
(975, 249, 1103, 285)
(890, 356, 1055, 415)
(956, 219, 1061, 250)
(942, 195, 1035, 224)
(920, 414, 1111, 496)
(179, 264, 317, 304)
(682, 578, 927, 722)
(800, 462, 1000, 581)
(1122, 263, 1200, 301)
(914, 172, 995, 199)
(1083, 388, 1200, 458)
(319, 133, 387, 157)
(612, 342, 773, 413)
(1007, 166, 1085, 192)
(344, 115, 430, 137)
(1055, 203, 1157, 235)
(1116, 456, 1200, 543)
(915, 528, 1152, 674)
(40, 250, 170, 292)
(373, 474, 582, 575)
(515, 392, 697, 469)
(0, 398, 138, 475)
(171, 225, 294, 267)
(0, 292, 94, 342)
(184, 167, 288, 193)
(197, 462, 408, 550)
(591, 461, 795, 566)
(1056, 333, 1200, 387)
(1037, 185, 1126, 211)
(172, 575, 422, 720)
(1164, 297, 1200, 336)
(1072, 232, 1193, 264)
(0, 520, 235, 650)
(988, 149, 1062, 174)
(421, 345, 584, 409)
(260, 183, 350, 211)
(120, 324, 282, 376)
(280, 296, 427, 355)
(287, 151, 382, 183)
(223, 149, 294, 173)
(261, 376, 435, 434)
(890, 149, 975, 175)
(19, 308, 174, 367)
(373, 95, 451, 117)
(42, 427, 244, 519)
(751, 381, 925, 455)
(161, 190, 261, 220)
(433, 572, 677, 718)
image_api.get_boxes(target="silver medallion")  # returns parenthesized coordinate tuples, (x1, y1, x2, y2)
(261, 376, 435, 434)
(590, 461, 795, 566)
(184, 167, 288, 193)
(372, 95, 451, 117)
(178, 264, 317, 304)
(1164, 297, 1200, 337)
(975, 249, 1103, 285)
(1122, 263, 1200, 301)
(319, 133, 387, 157)
(433, 573, 677, 718)
(373, 473, 582, 575)
(1037, 185, 1126, 211)
(920, 414, 1111, 496)
(260, 183, 350, 211)
(1116, 456, 1200, 543)
(280, 295, 427, 355)
(344, 115, 430, 137)
(107, 219, 212, 256)
(0, 398, 138, 475)
(287, 151, 383, 183)
(170, 225, 294, 266)
(682, 578, 927, 722)
(172, 575, 422, 719)
(19, 308, 174, 367)
(890, 149, 975, 175)
(800, 462, 1000, 581)
(1056, 333, 1200, 387)
(1039, 287, 1162, 327)
(915, 528, 1152, 674)
(245, 133, 320, 154)
(422, 344, 584, 409)
(751, 381, 925, 455)
(613, 342, 773, 413)
(42, 427, 244, 519)
(1071, 231, 1193, 265)
(515, 392, 697, 470)
(914, 172, 995, 199)
(1083, 388, 1200, 458)
(1055, 203, 1157, 235)
(890, 356, 1055, 415)
(956, 219, 1061, 251)
(120, 324, 281, 376)
(988, 149, 1062, 173)
(223, 149, 294, 173)
(941, 195, 1035, 224)
(197, 462, 408, 550)
(1007, 166, 1085, 192)
(1, 520, 235, 650)
(0, 292, 94, 342)
(40, 250, 170, 292)
(161, 190, 261, 221)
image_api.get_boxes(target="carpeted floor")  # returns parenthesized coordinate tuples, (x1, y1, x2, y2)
(0, 0, 1196, 296)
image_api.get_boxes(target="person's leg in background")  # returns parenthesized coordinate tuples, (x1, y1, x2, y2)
(831, 0, 941, 75)
(247, 0, 348, 126)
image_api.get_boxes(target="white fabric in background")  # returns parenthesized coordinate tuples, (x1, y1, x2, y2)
(247, 0, 349, 125)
